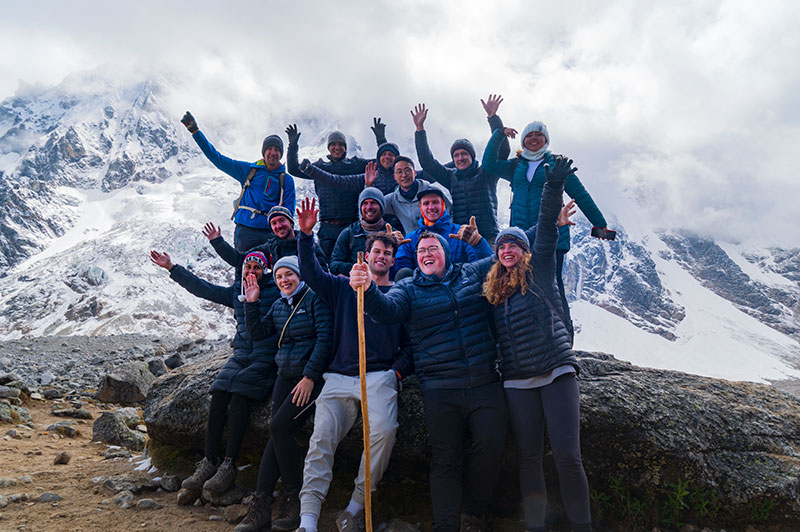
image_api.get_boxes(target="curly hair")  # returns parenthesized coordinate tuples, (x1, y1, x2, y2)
(482, 252, 533, 306)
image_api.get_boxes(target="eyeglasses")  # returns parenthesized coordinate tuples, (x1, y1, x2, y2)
(416, 245, 442, 256)
(393, 168, 415, 176)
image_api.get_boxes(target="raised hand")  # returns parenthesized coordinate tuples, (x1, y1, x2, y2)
(503, 127, 518, 139)
(349, 262, 373, 291)
(180, 111, 198, 134)
(558, 199, 577, 227)
(202, 222, 221, 241)
(285, 124, 301, 145)
(481, 94, 503, 117)
(149, 250, 174, 271)
(296, 197, 318, 235)
(371, 117, 386, 138)
(291, 376, 315, 407)
(365, 161, 378, 187)
(244, 272, 260, 303)
(411, 104, 428, 132)
(544, 156, 578, 186)
(385, 223, 410, 245)
(449, 216, 482, 247)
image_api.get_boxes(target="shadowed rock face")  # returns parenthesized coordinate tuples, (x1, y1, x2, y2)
(144, 345, 800, 526)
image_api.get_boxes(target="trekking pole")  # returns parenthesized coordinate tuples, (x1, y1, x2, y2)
(356, 252, 373, 532)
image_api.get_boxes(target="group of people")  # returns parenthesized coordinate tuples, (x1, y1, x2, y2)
(149, 95, 609, 532)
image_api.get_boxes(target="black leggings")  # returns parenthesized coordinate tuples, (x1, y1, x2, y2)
(205, 391, 253, 462)
(256, 375, 323, 493)
(505, 374, 591, 531)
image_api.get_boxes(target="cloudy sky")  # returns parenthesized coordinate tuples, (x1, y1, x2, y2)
(3, 0, 799, 245)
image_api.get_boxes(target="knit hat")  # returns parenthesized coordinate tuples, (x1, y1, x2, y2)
(243, 251, 269, 270)
(520, 121, 550, 161)
(359, 186, 385, 214)
(495, 227, 530, 255)
(261, 135, 284, 157)
(327, 131, 347, 147)
(272, 255, 300, 281)
(267, 205, 293, 225)
(449, 138, 476, 161)
(376, 142, 400, 158)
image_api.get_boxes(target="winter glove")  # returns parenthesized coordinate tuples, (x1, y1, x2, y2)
(449, 216, 482, 247)
(285, 124, 301, 145)
(544, 155, 577, 187)
(371, 117, 386, 139)
(299, 158, 313, 175)
(181, 111, 198, 134)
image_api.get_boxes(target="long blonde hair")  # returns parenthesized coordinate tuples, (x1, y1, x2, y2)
(482, 252, 533, 306)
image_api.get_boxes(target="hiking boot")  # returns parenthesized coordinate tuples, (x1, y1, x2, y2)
(460, 513, 488, 532)
(336, 508, 365, 532)
(203, 456, 237, 493)
(234, 491, 272, 532)
(181, 457, 218, 490)
(272, 491, 301, 531)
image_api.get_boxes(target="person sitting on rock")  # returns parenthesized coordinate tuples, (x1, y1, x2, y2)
(285, 120, 388, 260)
(235, 255, 333, 532)
(149, 249, 277, 504)
(180, 111, 295, 252)
(294, 197, 413, 532)
(384, 156, 452, 235)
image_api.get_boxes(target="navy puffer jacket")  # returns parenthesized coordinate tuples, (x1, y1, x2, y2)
(246, 286, 333, 382)
(363, 257, 497, 391)
(168, 265, 277, 401)
(492, 173, 578, 380)
(329, 220, 368, 276)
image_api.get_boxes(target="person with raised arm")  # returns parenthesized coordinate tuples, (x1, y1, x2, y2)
(180, 111, 295, 251)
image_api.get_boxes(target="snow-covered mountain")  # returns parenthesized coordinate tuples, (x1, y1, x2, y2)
(1, 70, 799, 385)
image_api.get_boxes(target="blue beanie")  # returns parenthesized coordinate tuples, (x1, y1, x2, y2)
(267, 205, 293, 225)
(495, 227, 530, 255)
(359, 186, 385, 214)
(416, 231, 452, 267)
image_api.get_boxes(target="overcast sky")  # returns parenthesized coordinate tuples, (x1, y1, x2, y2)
(3, 0, 799, 246)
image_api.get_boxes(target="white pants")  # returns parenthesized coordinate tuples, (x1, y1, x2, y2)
(299, 370, 399, 517)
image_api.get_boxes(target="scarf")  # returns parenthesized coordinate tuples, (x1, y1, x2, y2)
(360, 217, 386, 232)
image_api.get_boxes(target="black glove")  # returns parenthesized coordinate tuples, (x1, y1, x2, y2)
(180, 111, 198, 134)
(299, 158, 313, 174)
(285, 124, 301, 145)
(544, 155, 577, 186)
(371, 117, 386, 139)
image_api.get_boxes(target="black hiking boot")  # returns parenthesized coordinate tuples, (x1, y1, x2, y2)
(181, 457, 218, 491)
(272, 490, 301, 531)
(235, 491, 272, 532)
(203, 456, 237, 493)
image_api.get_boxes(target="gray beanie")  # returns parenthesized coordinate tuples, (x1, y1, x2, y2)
(272, 255, 300, 281)
(327, 131, 347, 147)
(359, 186, 385, 214)
(449, 138, 476, 161)
(495, 226, 530, 255)
(261, 134, 284, 157)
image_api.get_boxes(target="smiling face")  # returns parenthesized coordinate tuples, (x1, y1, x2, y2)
(497, 242, 524, 269)
(523, 131, 547, 152)
(275, 267, 300, 296)
(452, 148, 473, 171)
(419, 194, 444, 223)
(416, 236, 447, 277)
(263, 145, 282, 168)
(379, 151, 396, 170)
(328, 141, 346, 160)
(360, 198, 382, 223)
(393, 160, 416, 189)
(270, 215, 294, 240)
(365, 239, 395, 276)
(243, 260, 265, 282)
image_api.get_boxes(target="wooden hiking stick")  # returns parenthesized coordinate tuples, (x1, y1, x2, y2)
(356, 252, 373, 532)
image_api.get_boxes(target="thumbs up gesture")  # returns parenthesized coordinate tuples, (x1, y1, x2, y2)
(449, 216, 482, 247)
(385, 223, 410, 245)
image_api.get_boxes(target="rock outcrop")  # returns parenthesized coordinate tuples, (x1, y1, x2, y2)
(145, 347, 800, 527)
(95, 361, 155, 404)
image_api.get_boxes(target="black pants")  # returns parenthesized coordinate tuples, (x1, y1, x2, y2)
(505, 374, 591, 531)
(234, 224, 273, 252)
(421, 381, 508, 532)
(205, 391, 252, 462)
(556, 250, 574, 340)
(317, 221, 350, 261)
(256, 375, 323, 493)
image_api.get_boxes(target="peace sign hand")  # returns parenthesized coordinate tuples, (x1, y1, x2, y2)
(449, 216, 482, 247)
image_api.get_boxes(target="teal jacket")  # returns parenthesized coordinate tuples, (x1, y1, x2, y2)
(482, 129, 606, 251)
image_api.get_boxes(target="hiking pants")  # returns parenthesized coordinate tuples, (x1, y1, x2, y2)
(205, 391, 252, 462)
(234, 224, 273, 252)
(299, 370, 399, 518)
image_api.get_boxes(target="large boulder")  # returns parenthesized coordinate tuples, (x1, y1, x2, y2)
(93, 411, 147, 451)
(96, 361, 155, 404)
(144, 347, 800, 528)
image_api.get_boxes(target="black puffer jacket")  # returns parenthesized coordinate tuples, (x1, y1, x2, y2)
(492, 167, 578, 379)
(245, 286, 333, 382)
(169, 265, 277, 401)
(329, 220, 368, 276)
(287, 129, 387, 223)
(363, 258, 497, 391)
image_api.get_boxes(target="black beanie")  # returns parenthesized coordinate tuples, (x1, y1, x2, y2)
(449, 138, 476, 161)
(262, 135, 284, 157)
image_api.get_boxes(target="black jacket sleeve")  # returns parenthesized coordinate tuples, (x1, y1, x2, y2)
(169, 265, 234, 308)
